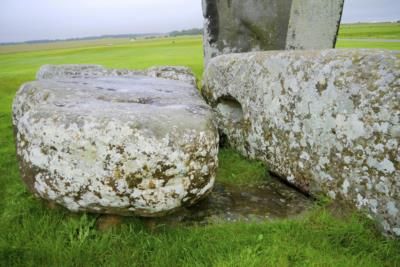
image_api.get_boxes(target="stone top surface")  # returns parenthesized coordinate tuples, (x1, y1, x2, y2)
(37, 64, 198, 86)
(14, 66, 211, 137)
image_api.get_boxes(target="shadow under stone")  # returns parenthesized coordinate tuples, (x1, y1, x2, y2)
(138, 176, 313, 228)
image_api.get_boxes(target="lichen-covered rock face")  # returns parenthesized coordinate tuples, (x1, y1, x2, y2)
(202, 0, 344, 66)
(36, 64, 198, 86)
(13, 65, 219, 217)
(203, 49, 400, 236)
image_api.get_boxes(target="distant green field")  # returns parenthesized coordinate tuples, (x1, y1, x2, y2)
(337, 22, 400, 50)
(1, 24, 399, 267)
(1, 22, 399, 55)
(336, 39, 400, 50)
(338, 22, 400, 39)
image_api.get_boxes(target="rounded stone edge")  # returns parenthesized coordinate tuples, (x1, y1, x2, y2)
(36, 64, 198, 86)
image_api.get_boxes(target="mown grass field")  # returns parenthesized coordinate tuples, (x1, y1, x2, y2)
(1, 24, 400, 266)
(338, 22, 400, 39)
(337, 22, 400, 50)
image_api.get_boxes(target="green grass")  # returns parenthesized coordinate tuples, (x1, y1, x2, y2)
(336, 23, 400, 50)
(1, 24, 400, 266)
(336, 39, 400, 50)
(217, 149, 267, 185)
(1, 205, 399, 267)
(338, 22, 400, 39)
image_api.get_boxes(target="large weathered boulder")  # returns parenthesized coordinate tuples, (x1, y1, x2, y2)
(203, 49, 400, 236)
(13, 65, 219, 217)
(202, 0, 344, 66)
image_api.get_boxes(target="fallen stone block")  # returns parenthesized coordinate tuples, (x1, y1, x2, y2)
(13, 65, 219, 217)
(202, 0, 344, 65)
(203, 49, 400, 236)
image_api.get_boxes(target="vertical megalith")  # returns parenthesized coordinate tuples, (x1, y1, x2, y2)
(286, 0, 345, 49)
(203, 0, 345, 66)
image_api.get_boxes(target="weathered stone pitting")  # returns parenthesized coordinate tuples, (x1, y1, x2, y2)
(203, 49, 400, 236)
(13, 65, 219, 217)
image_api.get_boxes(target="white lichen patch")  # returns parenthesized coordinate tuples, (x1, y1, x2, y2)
(203, 49, 400, 236)
(13, 65, 219, 217)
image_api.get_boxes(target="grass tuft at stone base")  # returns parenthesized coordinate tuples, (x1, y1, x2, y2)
(217, 148, 268, 185)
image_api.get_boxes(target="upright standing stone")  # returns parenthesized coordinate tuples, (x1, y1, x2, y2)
(202, 0, 344, 66)
(286, 0, 345, 50)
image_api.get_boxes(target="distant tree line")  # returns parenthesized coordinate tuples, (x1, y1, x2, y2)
(1, 28, 204, 46)
(169, 28, 203, 37)
(0, 33, 160, 46)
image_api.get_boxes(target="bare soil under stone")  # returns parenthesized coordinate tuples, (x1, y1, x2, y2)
(97, 176, 313, 230)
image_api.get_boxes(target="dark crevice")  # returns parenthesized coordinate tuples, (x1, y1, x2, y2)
(203, 0, 219, 44)
(269, 171, 313, 199)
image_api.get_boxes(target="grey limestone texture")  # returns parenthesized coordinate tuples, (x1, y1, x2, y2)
(13, 65, 219, 217)
(202, 49, 400, 236)
(37, 64, 198, 86)
(202, 0, 344, 66)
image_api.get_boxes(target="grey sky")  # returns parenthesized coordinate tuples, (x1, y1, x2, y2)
(0, 0, 399, 43)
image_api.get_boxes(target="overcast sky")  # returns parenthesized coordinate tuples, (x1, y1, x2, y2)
(0, 0, 399, 43)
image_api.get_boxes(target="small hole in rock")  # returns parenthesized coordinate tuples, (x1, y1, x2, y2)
(216, 95, 244, 124)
